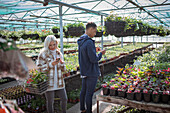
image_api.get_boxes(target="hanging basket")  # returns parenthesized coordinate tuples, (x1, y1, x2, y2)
(25, 81, 48, 95)
(94, 31, 103, 37)
(52, 29, 59, 33)
(105, 21, 127, 36)
(68, 26, 85, 37)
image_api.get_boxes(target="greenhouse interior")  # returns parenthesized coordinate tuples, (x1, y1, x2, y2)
(0, 0, 170, 113)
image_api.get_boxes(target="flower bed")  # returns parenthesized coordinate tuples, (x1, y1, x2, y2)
(101, 44, 170, 104)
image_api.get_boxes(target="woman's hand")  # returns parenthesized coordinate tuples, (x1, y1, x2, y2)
(52, 58, 60, 66)
(60, 59, 65, 64)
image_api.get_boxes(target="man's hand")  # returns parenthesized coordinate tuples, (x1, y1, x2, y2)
(52, 58, 60, 66)
(101, 49, 106, 55)
(96, 47, 101, 52)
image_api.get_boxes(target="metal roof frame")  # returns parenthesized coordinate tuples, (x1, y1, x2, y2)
(0, 0, 169, 30)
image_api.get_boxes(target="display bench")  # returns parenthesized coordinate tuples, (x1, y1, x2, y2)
(96, 91, 170, 113)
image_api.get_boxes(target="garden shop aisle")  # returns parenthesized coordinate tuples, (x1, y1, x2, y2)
(66, 89, 117, 113)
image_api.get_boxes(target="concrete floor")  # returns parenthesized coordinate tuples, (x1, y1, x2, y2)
(66, 89, 116, 113)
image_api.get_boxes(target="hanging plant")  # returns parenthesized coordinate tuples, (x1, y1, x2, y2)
(104, 14, 127, 37)
(156, 25, 167, 37)
(52, 26, 59, 33)
(8, 31, 21, 41)
(94, 26, 103, 37)
(66, 22, 85, 37)
(124, 17, 138, 36)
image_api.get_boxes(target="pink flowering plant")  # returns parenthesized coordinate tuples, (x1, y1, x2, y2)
(25, 69, 48, 87)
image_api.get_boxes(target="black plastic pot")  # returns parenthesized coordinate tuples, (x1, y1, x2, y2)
(118, 90, 126, 98)
(68, 26, 85, 37)
(135, 92, 143, 101)
(73, 71, 77, 74)
(94, 31, 103, 37)
(143, 93, 151, 102)
(40, 36, 46, 42)
(54, 34, 60, 38)
(52, 28, 59, 33)
(110, 89, 118, 96)
(105, 21, 127, 36)
(70, 71, 73, 75)
(103, 87, 110, 96)
(161, 94, 169, 103)
(152, 94, 160, 103)
(126, 93, 135, 100)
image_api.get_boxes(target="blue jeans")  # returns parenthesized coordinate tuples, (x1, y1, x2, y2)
(80, 77, 98, 113)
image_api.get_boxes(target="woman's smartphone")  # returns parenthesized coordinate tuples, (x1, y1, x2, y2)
(56, 58, 60, 61)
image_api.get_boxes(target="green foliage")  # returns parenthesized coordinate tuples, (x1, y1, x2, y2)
(97, 26, 103, 32)
(66, 22, 84, 28)
(52, 26, 59, 30)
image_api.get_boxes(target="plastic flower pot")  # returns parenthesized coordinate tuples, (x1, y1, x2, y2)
(110, 88, 118, 96)
(143, 93, 151, 102)
(162, 94, 169, 103)
(152, 94, 160, 103)
(126, 92, 135, 100)
(52, 29, 58, 33)
(118, 90, 126, 98)
(70, 71, 73, 75)
(135, 92, 143, 101)
(102, 87, 110, 96)
(73, 70, 77, 74)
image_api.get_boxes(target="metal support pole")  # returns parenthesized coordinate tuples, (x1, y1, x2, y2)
(121, 37, 123, 48)
(141, 36, 142, 43)
(59, 5, 64, 55)
(101, 15, 104, 50)
(147, 36, 148, 42)
(133, 36, 135, 45)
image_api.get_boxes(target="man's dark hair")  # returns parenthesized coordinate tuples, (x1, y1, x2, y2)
(86, 22, 97, 29)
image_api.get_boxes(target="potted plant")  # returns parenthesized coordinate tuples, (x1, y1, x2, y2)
(67, 22, 85, 37)
(52, 26, 59, 33)
(161, 90, 170, 103)
(102, 83, 110, 96)
(118, 85, 127, 98)
(156, 25, 167, 37)
(152, 90, 161, 103)
(134, 88, 143, 101)
(104, 14, 127, 37)
(126, 87, 135, 100)
(25, 69, 48, 94)
(143, 89, 152, 102)
(124, 18, 138, 36)
(8, 31, 21, 41)
(110, 84, 118, 96)
(95, 26, 103, 37)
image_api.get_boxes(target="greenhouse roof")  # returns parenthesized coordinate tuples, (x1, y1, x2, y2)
(0, 0, 169, 30)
